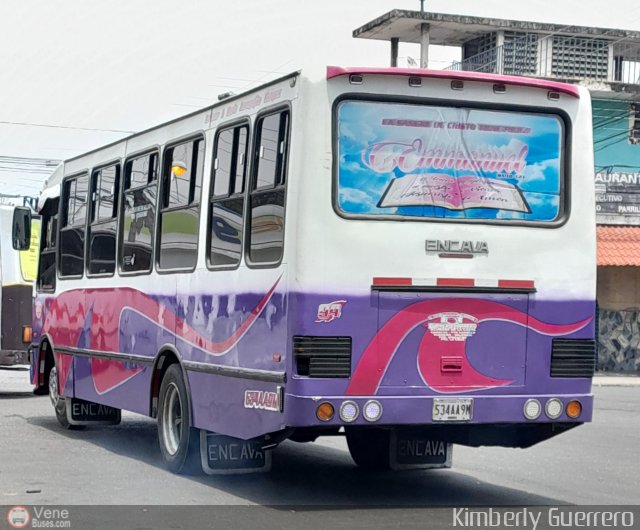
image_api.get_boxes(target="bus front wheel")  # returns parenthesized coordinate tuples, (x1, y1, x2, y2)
(157, 364, 201, 474)
(345, 427, 391, 470)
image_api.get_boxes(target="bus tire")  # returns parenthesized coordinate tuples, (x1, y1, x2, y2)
(48, 365, 83, 430)
(157, 364, 201, 475)
(345, 427, 391, 471)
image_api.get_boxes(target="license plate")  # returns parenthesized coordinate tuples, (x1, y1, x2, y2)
(432, 398, 473, 422)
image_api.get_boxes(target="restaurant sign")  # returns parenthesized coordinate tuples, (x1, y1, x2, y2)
(595, 171, 640, 225)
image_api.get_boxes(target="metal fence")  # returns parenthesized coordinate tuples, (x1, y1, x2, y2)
(446, 34, 640, 85)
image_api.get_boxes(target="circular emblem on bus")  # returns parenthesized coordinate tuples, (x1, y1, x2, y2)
(7, 506, 30, 529)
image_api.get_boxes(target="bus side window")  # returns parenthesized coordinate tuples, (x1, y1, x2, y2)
(120, 152, 158, 274)
(59, 174, 89, 277)
(37, 201, 58, 292)
(87, 163, 120, 276)
(248, 109, 289, 265)
(157, 137, 204, 271)
(208, 124, 248, 268)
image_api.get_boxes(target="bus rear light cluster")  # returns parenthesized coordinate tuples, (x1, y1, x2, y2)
(316, 400, 384, 423)
(523, 399, 542, 420)
(316, 402, 334, 422)
(524, 398, 583, 420)
(339, 401, 359, 423)
(363, 400, 383, 422)
(545, 398, 563, 419)
(566, 400, 582, 419)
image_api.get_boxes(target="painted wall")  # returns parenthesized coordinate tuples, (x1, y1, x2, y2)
(597, 266, 640, 310)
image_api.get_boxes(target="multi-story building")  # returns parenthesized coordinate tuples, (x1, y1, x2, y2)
(354, 9, 640, 372)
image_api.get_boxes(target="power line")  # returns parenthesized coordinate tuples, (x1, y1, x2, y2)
(596, 164, 640, 170)
(0, 120, 135, 134)
(0, 155, 59, 164)
(594, 130, 633, 152)
(594, 130, 630, 145)
(0, 167, 56, 174)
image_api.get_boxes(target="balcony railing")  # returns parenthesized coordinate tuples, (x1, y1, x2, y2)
(445, 34, 640, 86)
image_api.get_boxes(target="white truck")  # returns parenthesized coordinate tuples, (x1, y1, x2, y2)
(0, 205, 39, 366)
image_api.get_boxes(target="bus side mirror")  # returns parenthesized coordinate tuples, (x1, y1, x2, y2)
(12, 207, 32, 251)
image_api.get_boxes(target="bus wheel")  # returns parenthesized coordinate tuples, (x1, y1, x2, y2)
(345, 428, 391, 470)
(48, 366, 75, 429)
(157, 364, 200, 474)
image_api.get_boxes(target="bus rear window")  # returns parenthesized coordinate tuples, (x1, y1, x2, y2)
(335, 100, 565, 223)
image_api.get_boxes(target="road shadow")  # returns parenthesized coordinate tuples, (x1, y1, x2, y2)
(0, 391, 39, 399)
(26, 414, 569, 507)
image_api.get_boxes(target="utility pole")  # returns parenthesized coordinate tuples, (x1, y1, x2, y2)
(419, 1, 429, 68)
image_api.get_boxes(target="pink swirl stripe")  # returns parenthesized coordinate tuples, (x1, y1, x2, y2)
(346, 298, 592, 396)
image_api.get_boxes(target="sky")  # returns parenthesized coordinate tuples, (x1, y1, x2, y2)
(1, 0, 640, 199)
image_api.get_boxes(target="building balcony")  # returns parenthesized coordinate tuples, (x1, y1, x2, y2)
(352, 10, 640, 99)
(444, 34, 640, 97)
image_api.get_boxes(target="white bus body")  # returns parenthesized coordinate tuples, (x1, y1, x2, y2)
(30, 67, 596, 471)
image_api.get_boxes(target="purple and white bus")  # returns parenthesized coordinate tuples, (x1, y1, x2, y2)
(24, 66, 596, 473)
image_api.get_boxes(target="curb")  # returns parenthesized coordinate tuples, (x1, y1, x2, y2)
(593, 376, 640, 387)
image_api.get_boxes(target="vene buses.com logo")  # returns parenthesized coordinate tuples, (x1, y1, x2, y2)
(7, 506, 30, 529)
(7, 506, 71, 528)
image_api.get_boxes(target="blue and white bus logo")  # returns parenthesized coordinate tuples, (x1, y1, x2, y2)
(7, 506, 30, 529)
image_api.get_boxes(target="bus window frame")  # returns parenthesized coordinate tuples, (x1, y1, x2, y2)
(155, 132, 206, 275)
(330, 93, 572, 229)
(245, 104, 291, 270)
(36, 200, 59, 293)
(206, 118, 251, 272)
(58, 171, 90, 280)
(86, 160, 122, 278)
(118, 147, 160, 278)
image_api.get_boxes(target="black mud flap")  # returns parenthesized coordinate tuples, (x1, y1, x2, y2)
(66, 398, 121, 426)
(390, 430, 453, 470)
(200, 431, 272, 475)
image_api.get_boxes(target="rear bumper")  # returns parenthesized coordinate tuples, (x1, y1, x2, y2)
(284, 393, 593, 428)
(0, 349, 29, 366)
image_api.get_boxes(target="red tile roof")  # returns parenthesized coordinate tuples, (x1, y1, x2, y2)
(597, 226, 640, 266)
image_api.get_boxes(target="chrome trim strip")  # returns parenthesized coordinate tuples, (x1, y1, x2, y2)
(184, 360, 286, 383)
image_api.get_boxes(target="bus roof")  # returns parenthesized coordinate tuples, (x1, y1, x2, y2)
(37, 64, 581, 209)
(38, 70, 303, 208)
(326, 66, 581, 98)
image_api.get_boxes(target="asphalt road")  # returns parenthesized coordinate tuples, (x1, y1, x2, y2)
(1, 366, 639, 527)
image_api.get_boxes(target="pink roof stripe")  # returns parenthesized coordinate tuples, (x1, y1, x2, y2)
(326, 66, 580, 98)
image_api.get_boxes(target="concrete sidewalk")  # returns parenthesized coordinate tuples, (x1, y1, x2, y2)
(593, 374, 640, 386)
